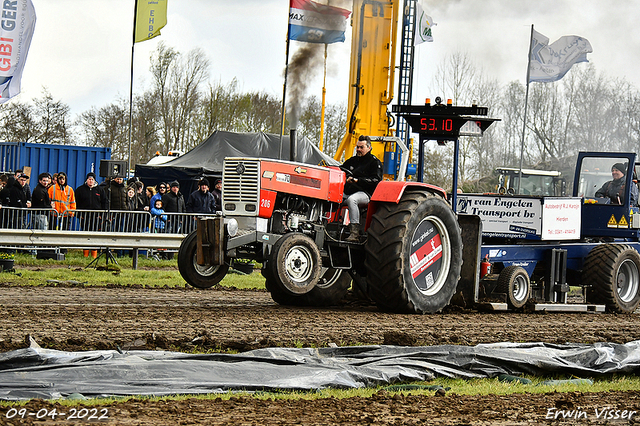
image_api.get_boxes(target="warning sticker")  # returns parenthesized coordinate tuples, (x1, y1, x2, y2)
(618, 215, 629, 228)
(608, 215, 618, 228)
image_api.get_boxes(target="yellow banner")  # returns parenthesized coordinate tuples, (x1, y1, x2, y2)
(135, 0, 168, 43)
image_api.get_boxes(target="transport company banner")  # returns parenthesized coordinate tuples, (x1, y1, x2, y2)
(288, 0, 351, 44)
(457, 195, 581, 240)
(0, 0, 36, 103)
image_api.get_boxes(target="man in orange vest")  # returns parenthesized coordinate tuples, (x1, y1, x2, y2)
(48, 172, 76, 230)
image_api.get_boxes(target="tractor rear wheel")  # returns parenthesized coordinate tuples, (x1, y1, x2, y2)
(583, 244, 640, 313)
(496, 265, 531, 309)
(178, 231, 229, 289)
(364, 191, 462, 313)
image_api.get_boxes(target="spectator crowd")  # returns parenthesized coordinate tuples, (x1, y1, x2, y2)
(0, 170, 221, 257)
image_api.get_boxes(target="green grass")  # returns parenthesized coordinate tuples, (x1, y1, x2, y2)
(13, 250, 176, 269)
(1, 375, 639, 408)
(0, 250, 266, 290)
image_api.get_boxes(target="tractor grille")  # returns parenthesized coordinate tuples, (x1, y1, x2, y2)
(222, 158, 260, 216)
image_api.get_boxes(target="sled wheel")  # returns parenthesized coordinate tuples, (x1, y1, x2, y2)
(496, 265, 531, 309)
(267, 232, 322, 295)
(364, 190, 463, 313)
(263, 265, 351, 306)
(583, 244, 640, 313)
(178, 231, 229, 289)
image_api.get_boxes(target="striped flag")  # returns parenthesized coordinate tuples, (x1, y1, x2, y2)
(288, 0, 351, 44)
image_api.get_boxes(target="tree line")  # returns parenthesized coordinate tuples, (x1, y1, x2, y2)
(0, 43, 638, 192)
(0, 42, 343, 167)
(428, 52, 640, 192)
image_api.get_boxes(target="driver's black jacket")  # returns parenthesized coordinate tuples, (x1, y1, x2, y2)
(595, 177, 639, 206)
(340, 151, 383, 197)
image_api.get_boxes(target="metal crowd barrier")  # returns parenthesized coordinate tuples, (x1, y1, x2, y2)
(0, 206, 212, 262)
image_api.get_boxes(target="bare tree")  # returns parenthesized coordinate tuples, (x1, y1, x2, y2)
(33, 89, 73, 144)
(432, 51, 477, 104)
(527, 82, 566, 161)
(240, 92, 282, 134)
(568, 65, 615, 152)
(167, 47, 210, 151)
(621, 87, 640, 154)
(78, 100, 128, 159)
(322, 102, 347, 157)
(430, 51, 495, 182)
(498, 81, 525, 166)
(0, 100, 37, 142)
(193, 79, 245, 140)
(130, 91, 161, 165)
(421, 142, 454, 190)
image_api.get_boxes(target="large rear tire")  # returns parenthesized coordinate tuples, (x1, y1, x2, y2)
(178, 231, 229, 289)
(364, 191, 463, 313)
(583, 244, 640, 313)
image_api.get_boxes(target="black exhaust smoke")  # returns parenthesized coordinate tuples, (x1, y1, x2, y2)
(290, 128, 297, 162)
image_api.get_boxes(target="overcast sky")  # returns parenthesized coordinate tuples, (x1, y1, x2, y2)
(16, 0, 640, 118)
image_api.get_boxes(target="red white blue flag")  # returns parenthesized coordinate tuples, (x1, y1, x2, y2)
(288, 0, 351, 44)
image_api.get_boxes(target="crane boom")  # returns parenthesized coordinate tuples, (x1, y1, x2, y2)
(333, 0, 400, 162)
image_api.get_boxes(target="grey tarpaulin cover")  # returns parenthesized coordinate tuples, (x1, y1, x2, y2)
(1, 341, 640, 400)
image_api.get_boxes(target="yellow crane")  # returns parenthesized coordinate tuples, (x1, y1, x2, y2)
(333, 0, 400, 164)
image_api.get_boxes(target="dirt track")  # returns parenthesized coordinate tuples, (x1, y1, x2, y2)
(2, 283, 640, 425)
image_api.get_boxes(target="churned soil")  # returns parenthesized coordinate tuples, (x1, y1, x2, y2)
(2, 283, 640, 425)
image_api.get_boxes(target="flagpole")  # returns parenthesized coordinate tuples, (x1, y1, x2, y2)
(517, 24, 534, 195)
(319, 44, 328, 153)
(279, 27, 291, 161)
(127, 0, 138, 176)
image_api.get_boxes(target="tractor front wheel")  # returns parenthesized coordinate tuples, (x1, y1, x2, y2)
(178, 231, 229, 289)
(263, 264, 351, 306)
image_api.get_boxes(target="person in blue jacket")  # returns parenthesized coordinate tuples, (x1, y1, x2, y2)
(150, 199, 167, 233)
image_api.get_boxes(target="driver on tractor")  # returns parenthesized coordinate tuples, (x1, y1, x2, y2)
(340, 135, 383, 242)
(595, 162, 639, 206)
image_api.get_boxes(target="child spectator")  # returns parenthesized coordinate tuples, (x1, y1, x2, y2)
(150, 199, 167, 233)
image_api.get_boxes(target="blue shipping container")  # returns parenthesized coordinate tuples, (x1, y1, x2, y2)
(0, 142, 111, 190)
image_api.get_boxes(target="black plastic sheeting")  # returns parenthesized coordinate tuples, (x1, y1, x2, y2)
(1, 341, 640, 400)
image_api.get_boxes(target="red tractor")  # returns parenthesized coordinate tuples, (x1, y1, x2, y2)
(177, 157, 463, 313)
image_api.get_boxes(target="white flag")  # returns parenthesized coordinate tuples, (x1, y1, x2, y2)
(0, 0, 36, 103)
(415, 1, 434, 45)
(528, 29, 592, 83)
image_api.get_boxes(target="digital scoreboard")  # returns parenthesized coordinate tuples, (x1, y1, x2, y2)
(393, 98, 499, 141)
